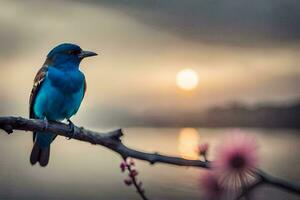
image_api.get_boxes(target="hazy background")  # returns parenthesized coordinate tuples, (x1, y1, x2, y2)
(0, 0, 299, 199)
(1, 0, 300, 126)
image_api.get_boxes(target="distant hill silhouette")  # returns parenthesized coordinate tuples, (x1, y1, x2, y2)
(91, 100, 300, 129)
(200, 101, 300, 129)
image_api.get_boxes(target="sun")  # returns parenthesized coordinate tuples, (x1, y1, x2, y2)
(176, 69, 199, 91)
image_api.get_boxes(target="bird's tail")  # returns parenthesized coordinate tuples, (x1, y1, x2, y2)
(30, 142, 50, 167)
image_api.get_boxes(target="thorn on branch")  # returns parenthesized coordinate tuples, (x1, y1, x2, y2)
(149, 152, 159, 165)
(110, 129, 123, 141)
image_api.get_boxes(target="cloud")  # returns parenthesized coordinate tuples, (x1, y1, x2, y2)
(80, 0, 300, 46)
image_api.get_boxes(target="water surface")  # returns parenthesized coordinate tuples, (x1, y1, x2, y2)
(0, 128, 299, 199)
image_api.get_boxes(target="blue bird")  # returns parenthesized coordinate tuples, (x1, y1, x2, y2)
(29, 43, 97, 166)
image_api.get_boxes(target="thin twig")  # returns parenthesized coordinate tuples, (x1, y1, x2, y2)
(123, 157, 148, 200)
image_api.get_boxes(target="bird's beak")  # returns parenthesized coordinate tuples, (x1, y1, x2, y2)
(78, 50, 98, 59)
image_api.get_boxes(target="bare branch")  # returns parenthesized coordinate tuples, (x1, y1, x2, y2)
(0, 116, 299, 198)
(0, 116, 208, 168)
(236, 170, 300, 199)
(257, 170, 300, 195)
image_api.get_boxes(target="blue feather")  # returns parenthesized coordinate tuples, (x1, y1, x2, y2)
(30, 43, 96, 166)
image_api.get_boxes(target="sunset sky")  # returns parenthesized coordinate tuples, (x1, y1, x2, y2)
(0, 0, 299, 126)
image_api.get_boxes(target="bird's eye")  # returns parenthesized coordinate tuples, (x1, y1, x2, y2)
(68, 50, 81, 55)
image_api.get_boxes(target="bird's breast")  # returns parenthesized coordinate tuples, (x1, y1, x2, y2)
(48, 68, 84, 93)
(34, 76, 84, 120)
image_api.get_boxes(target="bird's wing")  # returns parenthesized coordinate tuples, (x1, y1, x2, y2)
(29, 65, 48, 141)
(82, 75, 87, 100)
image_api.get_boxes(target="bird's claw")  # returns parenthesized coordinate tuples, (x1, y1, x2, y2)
(67, 119, 76, 140)
(43, 118, 49, 131)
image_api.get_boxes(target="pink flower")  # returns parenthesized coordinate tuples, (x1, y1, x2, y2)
(124, 178, 132, 186)
(213, 132, 259, 189)
(200, 171, 224, 200)
(129, 169, 138, 177)
(128, 158, 135, 166)
(198, 143, 209, 156)
(120, 162, 127, 172)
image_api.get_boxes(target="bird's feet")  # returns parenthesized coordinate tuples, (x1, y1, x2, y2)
(67, 119, 76, 140)
(43, 118, 49, 131)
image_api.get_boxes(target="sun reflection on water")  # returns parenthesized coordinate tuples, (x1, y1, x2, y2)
(178, 128, 200, 160)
